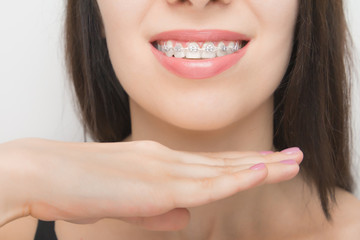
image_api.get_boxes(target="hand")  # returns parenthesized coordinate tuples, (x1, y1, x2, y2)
(0, 138, 302, 231)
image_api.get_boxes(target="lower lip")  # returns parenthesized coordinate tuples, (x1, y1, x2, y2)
(150, 43, 249, 79)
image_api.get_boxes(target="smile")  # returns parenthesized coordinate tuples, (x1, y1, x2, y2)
(149, 30, 250, 79)
(153, 40, 248, 59)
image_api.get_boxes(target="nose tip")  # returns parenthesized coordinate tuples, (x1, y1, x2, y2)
(167, 0, 231, 9)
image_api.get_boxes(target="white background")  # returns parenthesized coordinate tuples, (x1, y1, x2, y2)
(0, 1, 359, 197)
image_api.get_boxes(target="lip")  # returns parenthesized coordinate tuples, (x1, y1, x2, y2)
(149, 30, 250, 79)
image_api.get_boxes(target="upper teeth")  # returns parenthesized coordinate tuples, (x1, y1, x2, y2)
(156, 40, 246, 59)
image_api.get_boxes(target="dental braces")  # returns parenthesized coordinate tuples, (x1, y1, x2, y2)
(161, 42, 241, 53)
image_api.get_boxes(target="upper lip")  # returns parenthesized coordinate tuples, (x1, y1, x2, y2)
(149, 29, 250, 42)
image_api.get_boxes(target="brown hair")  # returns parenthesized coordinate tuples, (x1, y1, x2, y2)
(65, 0, 354, 220)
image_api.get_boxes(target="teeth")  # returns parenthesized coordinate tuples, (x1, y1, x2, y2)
(174, 42, 185, 58)
(226, 42, 235, 54)
(216, 42, 227, 57)
(163, 41, 174, 57)
(157, 40, 246, 59)
(186, 42, 201, 59)
(202, 42, 217, 59)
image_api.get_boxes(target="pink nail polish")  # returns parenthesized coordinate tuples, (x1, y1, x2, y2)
(280, 159, 297, 165)
(259, 151, 273, 155)
(250, 163, 266, 170)
(281, 147, 300, 155)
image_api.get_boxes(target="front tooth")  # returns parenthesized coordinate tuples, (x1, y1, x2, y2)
(201, 42, 216, 59)
(226, 42, 235, 54)
(174, 42, 186, 58)
(186, 42, 201, 59)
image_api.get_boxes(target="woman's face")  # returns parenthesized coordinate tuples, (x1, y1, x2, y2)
(97, 0, 298, 131)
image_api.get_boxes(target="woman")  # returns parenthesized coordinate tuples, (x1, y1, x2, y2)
(0, 0, 359, 239)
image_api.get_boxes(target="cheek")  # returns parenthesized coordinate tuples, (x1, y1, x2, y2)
(99, 1, 158, 94)
(249, 0, 298, 23)
(241, 0, 298, 94)
(243, 35, 294, 97)
(98, 0, 152, 44)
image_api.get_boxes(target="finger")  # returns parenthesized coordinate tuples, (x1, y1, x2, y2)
(171, 165, 268, 207)
(262, 160, 300, 184)
(164, 161, 260, 178)
(264, 148, 303, 164)
(176, 150, 260, 166)
(176, 147, 303, 167)
(190, 150, 258, 159)
(120, 208, 190, 231)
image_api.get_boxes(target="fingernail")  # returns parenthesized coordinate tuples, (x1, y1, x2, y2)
(259, 151, 273, 155)
(281, 147, 300, 155)
(250, 163, 266, 170)
(280, 159, 297, 165)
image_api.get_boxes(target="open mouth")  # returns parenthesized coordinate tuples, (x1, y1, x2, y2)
(149, 30, 250, 79)
(151, 40, 250, 60)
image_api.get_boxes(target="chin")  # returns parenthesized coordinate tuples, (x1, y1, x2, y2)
(165, 118, 235, 132)
(158, 106, 243, 132)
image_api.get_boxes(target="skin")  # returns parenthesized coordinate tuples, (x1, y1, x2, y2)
(0, 0, 359, 239)
(91, 0, 360, 239)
